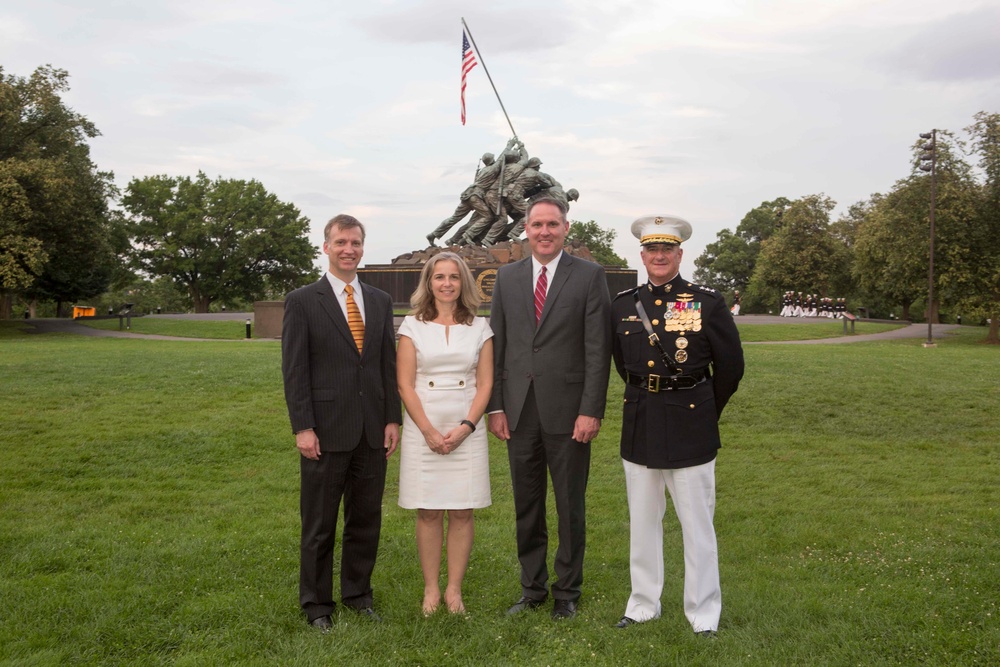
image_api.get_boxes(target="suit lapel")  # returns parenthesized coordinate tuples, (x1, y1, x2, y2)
(517, 258, 535, 326)
(314, 278, 358, 353)
(537, 253, 574, 330)
(359, 282, 381, 359)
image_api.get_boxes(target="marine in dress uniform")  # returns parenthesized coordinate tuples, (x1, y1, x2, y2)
(779, 291, 791, 317)
(612, 215, 744, 635)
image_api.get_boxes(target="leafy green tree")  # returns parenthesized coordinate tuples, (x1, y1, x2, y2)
(694, 197, 791, 312)
(851, 186, 928, 320)
(853, 132, 977, 322)
(912, 132, 978, 325)
(96, 276, 191, 315)
(956, 112, 1000, 342)
(22, 171, 121, 318)
(735, 196, 792, 246)
(122, 172, 318, 312)
(0, 65, 117, 318)
(566, 220, 628, 267)
(831, 197, 875, 252)
(0, 163, 48, 293)
(693, 229, 753, 292)
(747, 194, 852, 311)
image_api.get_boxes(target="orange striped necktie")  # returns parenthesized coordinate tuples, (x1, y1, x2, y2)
(344, 284, 364, 353)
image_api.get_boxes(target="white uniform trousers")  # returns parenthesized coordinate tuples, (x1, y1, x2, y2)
(622, 458, 721, 632)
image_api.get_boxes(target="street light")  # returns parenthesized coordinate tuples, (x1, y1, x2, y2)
(919, 130, 937, 348)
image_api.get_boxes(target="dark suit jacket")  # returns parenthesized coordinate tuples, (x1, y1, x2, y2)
(487, 252, 612, 433)
(281, 277, 402, 451)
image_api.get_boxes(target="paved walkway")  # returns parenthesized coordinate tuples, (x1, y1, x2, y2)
(144, 312, 254, 321)
(736, 317, 961, 344)
(20, 313, 962, 345)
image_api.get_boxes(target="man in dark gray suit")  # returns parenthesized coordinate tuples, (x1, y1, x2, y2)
(281, 214, 402, 631)
(487, 196, 612, 620)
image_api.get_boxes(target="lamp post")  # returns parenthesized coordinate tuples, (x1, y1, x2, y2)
(919, 130, 937, 348)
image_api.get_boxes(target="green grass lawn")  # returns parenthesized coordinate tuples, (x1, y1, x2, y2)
(736, 320, 905, 342)
(0, 320, 33, 339)
(77, 317, 249, 339)
(0, 324, 997, 665)
(72, 315, 907, 343)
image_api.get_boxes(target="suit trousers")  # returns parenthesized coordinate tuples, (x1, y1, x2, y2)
(507, 384, 591, 602)
(622, 458, 721, 632)
(299, 432, 387, 621)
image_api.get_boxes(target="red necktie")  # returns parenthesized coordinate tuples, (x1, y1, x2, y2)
(534, 265, 547, 325)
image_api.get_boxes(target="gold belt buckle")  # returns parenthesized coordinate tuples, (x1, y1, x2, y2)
(647, 374, 660, 393)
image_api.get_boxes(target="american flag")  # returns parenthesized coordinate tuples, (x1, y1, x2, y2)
(461, 31, 478, 125)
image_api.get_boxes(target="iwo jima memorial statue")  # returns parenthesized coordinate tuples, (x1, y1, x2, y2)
(358, 135, 637, 306)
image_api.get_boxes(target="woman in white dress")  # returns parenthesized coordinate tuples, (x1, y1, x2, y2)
(396, 252, 494, 615)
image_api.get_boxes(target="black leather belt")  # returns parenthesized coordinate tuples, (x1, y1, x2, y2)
(626, 368, 709, 393)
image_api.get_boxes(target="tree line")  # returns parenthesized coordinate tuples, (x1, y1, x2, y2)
(1, 64, 631, 320)
(1, 66, 318, 318)
(1, 65, 633, 320)
(4, 64, 997, 342)
(694, 112, 1000, 344)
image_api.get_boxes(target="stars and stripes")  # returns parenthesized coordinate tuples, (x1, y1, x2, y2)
(461, 31, 478, 125)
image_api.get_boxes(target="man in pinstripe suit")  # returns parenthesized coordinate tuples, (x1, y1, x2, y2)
(281, 214, 402, 630)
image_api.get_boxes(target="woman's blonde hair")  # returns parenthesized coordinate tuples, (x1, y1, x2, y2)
(409, 252, 481, 324)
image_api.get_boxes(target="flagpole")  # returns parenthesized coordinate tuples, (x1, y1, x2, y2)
(461, 17, 517, 138)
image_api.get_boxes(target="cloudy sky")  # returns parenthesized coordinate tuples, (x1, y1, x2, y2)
(3, 0, 999, 280)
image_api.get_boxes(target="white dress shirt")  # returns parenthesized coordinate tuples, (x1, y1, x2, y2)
(531, 249, 563, 297)
(325, 272, 365, 323)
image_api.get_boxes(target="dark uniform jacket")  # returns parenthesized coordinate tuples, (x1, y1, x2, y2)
(612, 274, 744, 469)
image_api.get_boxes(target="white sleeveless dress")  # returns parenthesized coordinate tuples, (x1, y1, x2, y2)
(397, 315, 493, 510)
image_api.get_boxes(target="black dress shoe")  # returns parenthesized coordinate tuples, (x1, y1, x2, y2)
(506, 596, 546, 615)
(614, 616, 637, 629)
(695, 630, 718, 638)
(551, 599, 577, 620)
(351, 607, 383, 622)
(309, 616, 332, 632)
